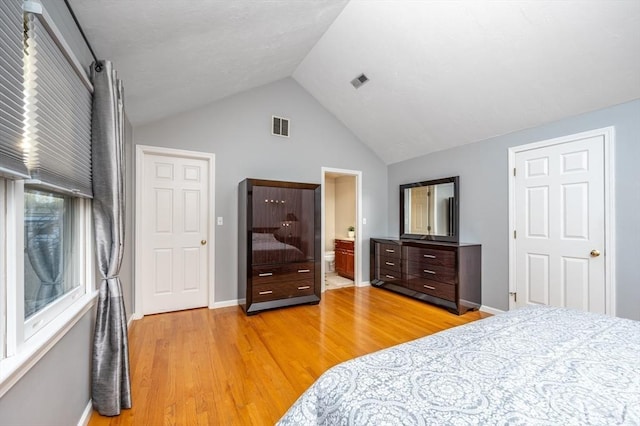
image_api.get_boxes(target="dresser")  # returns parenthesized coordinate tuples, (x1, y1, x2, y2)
(335, 239, 354, 280)
(238, 179, 321, 314)
(370, 238, 481, 314)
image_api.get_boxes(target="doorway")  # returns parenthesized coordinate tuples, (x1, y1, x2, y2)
(321, 167, 362, 292)
(135, 145, 215, 316)
(508, 127, 615, 315)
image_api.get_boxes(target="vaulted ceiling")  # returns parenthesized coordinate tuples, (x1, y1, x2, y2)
(70, 0, 640, 164)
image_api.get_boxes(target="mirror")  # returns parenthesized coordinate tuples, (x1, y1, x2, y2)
(400, 176, 459, 242)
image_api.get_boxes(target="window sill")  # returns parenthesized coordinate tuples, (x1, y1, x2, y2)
(0, 290, 98, 399)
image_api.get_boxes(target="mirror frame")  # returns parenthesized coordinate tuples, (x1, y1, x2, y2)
(399, 176, 459, 242)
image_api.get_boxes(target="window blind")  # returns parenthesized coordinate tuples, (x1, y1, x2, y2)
(0, 0, 30, 179)
(24, 12, 93, 197)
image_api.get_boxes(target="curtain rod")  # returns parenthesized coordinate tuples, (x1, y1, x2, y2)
(63, 0, 101, 71)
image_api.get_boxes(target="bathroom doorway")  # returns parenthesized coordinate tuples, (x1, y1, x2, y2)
(321, 167, 362, 292)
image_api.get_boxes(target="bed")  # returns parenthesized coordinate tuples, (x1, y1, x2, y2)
(278, 305, 640, 425)
(251, 232, 306, 264)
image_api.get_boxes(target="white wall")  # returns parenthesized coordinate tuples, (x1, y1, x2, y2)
(135, 77, 388, 301)
(0, 313, 94, 425)
(334, 176, 356, 239)
(121, 118, 135, 316)
(324, 177, 336, 252)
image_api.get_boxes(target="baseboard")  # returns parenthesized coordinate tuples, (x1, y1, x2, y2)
(78, 400, 93, 426)
(480, 305, 505, 315)
(129, 312, 143, 323)
(356, 280, 371, 287)
(210, 299, 242, 309)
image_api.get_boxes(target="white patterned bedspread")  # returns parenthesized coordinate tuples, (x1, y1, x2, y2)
(278, 305, 640, 425)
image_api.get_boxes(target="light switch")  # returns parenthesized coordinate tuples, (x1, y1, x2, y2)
(217, 217, 223, 225)
(362, 218, 367, 225)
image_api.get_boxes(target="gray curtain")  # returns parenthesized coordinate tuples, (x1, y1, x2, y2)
(25, 207, 63, 315)
(90, 60, 131, 416)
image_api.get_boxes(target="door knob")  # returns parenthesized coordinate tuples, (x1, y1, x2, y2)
(590, 249, 600, 257)
(201, 240, 207, 245)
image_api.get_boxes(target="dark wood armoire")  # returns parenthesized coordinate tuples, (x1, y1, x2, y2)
(238, 178, 321, 314)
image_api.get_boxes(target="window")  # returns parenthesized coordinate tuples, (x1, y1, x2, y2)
(0, 1, 96, 395)
(23, 188, 86, 338)
(24, 189, 78, 320)
(1, 181, 93, 389)
(1, 178, 6, 360)
(1, 179, 95, 393)
(24, 189, 77, 319)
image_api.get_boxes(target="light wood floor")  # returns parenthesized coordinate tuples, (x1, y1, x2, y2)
(89, 286, 490, 425)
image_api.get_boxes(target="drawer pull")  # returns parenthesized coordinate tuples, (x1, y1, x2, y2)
(385, 261, 395, 266)
(385, 274, 396, 279)
(385, 249, 395, 253)
(258, 272, 273, 277)
(423, 254, 436, 258)
(259, 290, 273, 295)
(297, 285, 311, 290)
(423, 269, 436, 274)
(297, 269, 310, 273)
(423, 285, 436, 290)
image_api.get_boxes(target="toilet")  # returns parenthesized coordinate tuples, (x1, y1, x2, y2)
(324, 251, 335, 273)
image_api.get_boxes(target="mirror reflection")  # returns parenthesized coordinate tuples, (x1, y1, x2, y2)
(404, 183, 454, 236)
(400, 176, 459, 242)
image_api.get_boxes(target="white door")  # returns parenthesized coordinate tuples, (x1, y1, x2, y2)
(410, 186, 431, 234)
(139, 150, 211, 315)
(513, 134, 606, 313)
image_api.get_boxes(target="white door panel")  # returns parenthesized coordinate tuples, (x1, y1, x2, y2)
(410, 186, 430, 234)
(515, 135, 605, 313)
(141, 153, 209, 315)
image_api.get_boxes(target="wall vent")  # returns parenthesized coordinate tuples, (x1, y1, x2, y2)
(351, 73, 369, 89)
(272, 115, 290, 137)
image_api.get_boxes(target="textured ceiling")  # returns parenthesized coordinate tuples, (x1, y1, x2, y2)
(70, 0, 640, 164)
(69, 0, 349, 125)
(294, 0, 640, 163)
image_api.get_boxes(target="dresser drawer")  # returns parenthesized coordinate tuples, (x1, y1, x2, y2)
(252, 279, 315, 302)
(407, 277, 455, 302)
(377, 243, 401, 259)
(378, 268, 402, 284)
(252, 262, 314, 284)
(379, 256, 401, 273)
(335, 239, 354, 251)
(405, 246, 455, 268)
(405, 261, 456, 285)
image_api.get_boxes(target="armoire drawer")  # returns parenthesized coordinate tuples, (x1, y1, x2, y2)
(379, 256, 401, 273)
(252, 262, 314, 284)
(405, 261, 456, 285)
(378, 268, 402, 285)
(407, 277, 455, 302)
(377, 243, 401, 259)
(404, 246, 456, 268)
(252, 279, 315, 302)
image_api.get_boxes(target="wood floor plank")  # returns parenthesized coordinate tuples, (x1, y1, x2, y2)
(89, 286, 490, 425)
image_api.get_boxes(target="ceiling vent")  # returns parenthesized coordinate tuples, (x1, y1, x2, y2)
(272, 115, 290, 137)
(351, 73, 369, 89)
